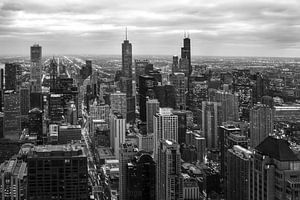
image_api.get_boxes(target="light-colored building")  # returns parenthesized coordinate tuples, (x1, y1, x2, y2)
(110, 91, 127, 119)
(137, 133, 154, 153)
(110, 113, 126, 159)
(146, 99, 159, 133)
(153, 108, 178, 159)
(156, 139, 183, 200)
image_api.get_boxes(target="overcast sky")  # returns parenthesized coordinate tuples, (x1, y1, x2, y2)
(0, 0, 300, 57)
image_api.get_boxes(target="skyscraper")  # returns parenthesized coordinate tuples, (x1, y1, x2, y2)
(110, 91, 127, 120)
(181, 36, 191, 76)
(139, 75, 158, 122)
(135, 59, 150, 87)
(127, 152, 156, 200)
(27, 144, 88, 200)
(110, 112, 126, 159)
(172, 55, 179, 74)
(154, 84, 176, 109)
(28, 108, 43, 145)
(227, 145, 252, 200)
(119, 143, 138, 200)
(122, 31, 133, 79)
(5, 63, 21, 91)
(121, 31, 135, 123)
(250, 103, 274, 148)
(156, 139, 183, 200)
(170, 72, 188, 110)
(202, 101, 222, 149)
(153, 108, 178, 158)
(146, 99, 159, 134)
(30, 44, 42, 92)
(3, 90, 21, 141)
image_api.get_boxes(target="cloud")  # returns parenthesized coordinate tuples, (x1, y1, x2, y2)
(0, 0, 300, 56)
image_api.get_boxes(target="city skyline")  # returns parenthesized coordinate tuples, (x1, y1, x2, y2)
(0, 0, 300, 57)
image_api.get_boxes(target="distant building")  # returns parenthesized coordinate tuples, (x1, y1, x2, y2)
(181, 36, 191, 76)
(0, 158, 27, 200)
(135, 59, 151, 87)
(156, 139, 183, 200)
(27, 144, 88, 200)
(227, 145, 252, 200)
(127, 153, 156, 200)
(172, 55, 179, 73)
(30, 44, 42, 92)
(122, 36, 133, 79)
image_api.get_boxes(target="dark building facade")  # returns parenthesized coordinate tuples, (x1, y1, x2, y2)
(5, 63, 21, 91)
(127, 153, 155, 200)
(139, 75, 158, 122)
(181, 36, 191, 76)
(27, 145, 88, 200)
(154, 85, 176, 109)
(28, 108, 43, 145)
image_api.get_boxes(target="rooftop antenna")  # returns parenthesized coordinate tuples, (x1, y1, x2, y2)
(184, 30, 186, 38)
(187, 32, 190, 38)
(125, 27, 128, 40)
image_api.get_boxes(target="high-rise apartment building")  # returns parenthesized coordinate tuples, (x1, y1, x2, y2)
(27, 144, 88, 200)
(110, 112, 126, 159)
(250, 103, 274, 148)
(156, 139, 183, 200)
(153, 108, 178, 158)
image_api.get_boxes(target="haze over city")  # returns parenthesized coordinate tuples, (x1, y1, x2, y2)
(0, 0, 300, 57)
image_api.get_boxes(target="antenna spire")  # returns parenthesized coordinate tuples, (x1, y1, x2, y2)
(125, 27, 128, 40)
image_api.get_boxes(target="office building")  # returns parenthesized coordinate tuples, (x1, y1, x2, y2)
(156, 139, 183, 200)
(139, 75, 158, 122)
(27, 144, 88, 200)
(119, 143, 138, 200)
(0, 158, 27, 200)
(172, 110, 188, 144)
(30, 92, 43, 110)
(48, 94, 64, 123)
(5, 63, 21, 91)
(20, 88, 30, 116)
(28, 108, 43, 144)
(110, 91, 127, 120)
(122, 33, 133, 78)
(127, 152, 156, 200)
(170, 72, 188, 110)
(146, 99, 159, 134)
(153, 108, 178, 158)
(154, 85, 176, 109)
(58, 124, 81, 144)
(110, 112, 126, 159)
(89, 102, 110, 123)
(30, 44, 42, 92)
(250, 136, 300, 200)
(227, 145, 252, 200)
(172, 55, 179, 73)
(250, 103, 274, 148)
(135, 59, 150, 87)
(186, 130, 206, 163)
(181, 36, 191, 76)
(202, 101, 222, 149)
(4, 90, 21, 141)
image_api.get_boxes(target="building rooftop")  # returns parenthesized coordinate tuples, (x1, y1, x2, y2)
(256, 136, 299, 161)
(28, 144, 85, 158)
